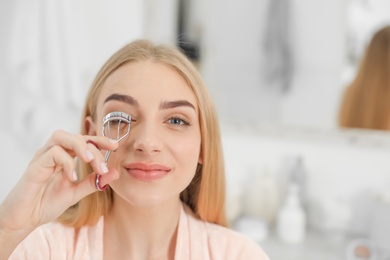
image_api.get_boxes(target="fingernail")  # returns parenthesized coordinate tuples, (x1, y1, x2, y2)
(101, 162, 109, 173)
(109, 139, 118, 144)
(86, 150, 94, 161)
(72, 171, 78, 181)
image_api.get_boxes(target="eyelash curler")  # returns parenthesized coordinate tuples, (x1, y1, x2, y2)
(96, 111, 131, 191)
(101, 111, 132, 162)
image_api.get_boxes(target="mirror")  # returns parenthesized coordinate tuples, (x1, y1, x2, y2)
(184, 0, 390, 131)
(2, 0, 390, 151)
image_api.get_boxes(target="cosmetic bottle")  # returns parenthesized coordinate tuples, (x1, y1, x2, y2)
(276, 183, 306, 244)
(242, 167, 279, 224)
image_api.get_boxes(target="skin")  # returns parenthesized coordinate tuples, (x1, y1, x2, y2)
(87, 61, 202, 259)
(0, 60, 202, 260)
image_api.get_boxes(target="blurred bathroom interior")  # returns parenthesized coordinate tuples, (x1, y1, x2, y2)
(1, 0, 390, 259)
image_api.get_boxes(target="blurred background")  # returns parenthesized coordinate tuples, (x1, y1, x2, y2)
(1, 0, 390, 259)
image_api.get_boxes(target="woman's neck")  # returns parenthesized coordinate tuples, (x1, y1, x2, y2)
(103, 195, 181, 260)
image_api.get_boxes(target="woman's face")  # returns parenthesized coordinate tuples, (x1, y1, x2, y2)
(93, 61, 201, 207)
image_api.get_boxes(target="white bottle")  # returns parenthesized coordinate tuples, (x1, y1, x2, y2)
(242, 167, 279, 224)
(276, 183, 306, 244)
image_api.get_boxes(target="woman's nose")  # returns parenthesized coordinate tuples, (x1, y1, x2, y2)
(132, 123, 162, 155)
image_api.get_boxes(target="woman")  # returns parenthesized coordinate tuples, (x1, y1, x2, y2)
(339, 25, 390, 130)
(0, 40, 269, 259)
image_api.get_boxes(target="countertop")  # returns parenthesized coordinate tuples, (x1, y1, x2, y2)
(260, 230, 351, 260)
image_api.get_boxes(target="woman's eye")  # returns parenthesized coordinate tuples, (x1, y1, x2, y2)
(103, 119, 130, 139)
(168, 117, 189, 126)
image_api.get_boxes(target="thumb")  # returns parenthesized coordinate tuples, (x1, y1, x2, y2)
(73, 169, 120, 199)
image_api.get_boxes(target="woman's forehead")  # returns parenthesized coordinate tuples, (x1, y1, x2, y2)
(97, 61, 199, 110)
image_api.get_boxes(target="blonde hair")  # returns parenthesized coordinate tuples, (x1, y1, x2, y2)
(339, 25, 390, 130)
(58, 40, 227, 227)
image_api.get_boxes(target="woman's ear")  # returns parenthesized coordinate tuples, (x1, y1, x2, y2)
(85, 116, 97, 136)
(198, 151, 203, 165)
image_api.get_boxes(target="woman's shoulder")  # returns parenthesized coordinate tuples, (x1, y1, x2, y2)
(183, 206, 269, 260)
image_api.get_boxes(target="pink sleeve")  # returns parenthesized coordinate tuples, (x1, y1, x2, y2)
(9, 222, 74, 259)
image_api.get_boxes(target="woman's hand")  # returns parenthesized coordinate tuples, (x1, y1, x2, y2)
(0, 130, 119, 237)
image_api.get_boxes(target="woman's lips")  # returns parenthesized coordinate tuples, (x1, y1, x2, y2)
(124, 162, 171, 181)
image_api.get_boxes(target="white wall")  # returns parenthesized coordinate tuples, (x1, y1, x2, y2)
(0, 0, 178, 201)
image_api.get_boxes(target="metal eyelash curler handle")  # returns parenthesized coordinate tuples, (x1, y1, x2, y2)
(101, 111, 132, 162)
(96, 111, 131, 192)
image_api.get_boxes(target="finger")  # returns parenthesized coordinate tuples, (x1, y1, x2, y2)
(28, 145, 76, 183)
(96, 169, 120, 188)
(48, 146, 77, 182)
(40, 130, 118, 164)
(38, 130, 91, 162)
(86, 140, 111, 175)
(73, 168, 120, 199)
(84, 136, 119, 151)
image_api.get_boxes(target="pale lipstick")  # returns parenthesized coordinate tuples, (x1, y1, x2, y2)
(125, 162, 171, 181)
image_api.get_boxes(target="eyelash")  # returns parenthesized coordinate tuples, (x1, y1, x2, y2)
(113, 114, 190, 126)
(168, 116, 190, 126)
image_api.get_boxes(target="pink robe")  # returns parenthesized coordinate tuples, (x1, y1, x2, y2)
(10, 204, 269, 259)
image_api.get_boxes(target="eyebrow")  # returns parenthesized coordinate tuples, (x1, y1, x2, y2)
(104, 93, 138, 106)
(104, 93, 196, 111)
(159, 100, 196, 111)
